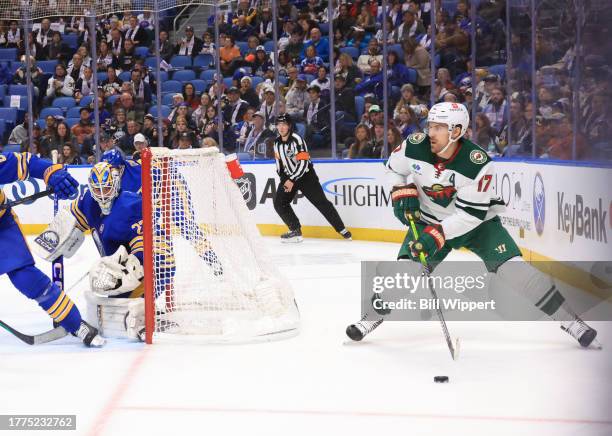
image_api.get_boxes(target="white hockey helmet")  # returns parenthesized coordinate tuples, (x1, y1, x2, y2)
(88, 162, 120, 215)
(427, 102, 470, 142)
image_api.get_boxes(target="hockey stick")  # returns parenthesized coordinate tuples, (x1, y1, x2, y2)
(407, 214, 460, 361)
(0, 189, 53, 210)
(0, 320, 67, 345)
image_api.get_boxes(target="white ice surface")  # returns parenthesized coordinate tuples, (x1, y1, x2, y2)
(0, 236, 611, 436)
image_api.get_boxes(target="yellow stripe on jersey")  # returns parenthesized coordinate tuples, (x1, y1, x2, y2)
(43, 164, 63, 185)
(13, 152, 31, 181)
(46, 291, 66, 316)
(50, 295, 71, 319)
(70, 201, 90, 231)
(0, 191, 5, 220)
(55, 301, 74, 322)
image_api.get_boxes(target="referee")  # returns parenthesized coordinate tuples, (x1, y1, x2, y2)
(273, 114, 352, 243)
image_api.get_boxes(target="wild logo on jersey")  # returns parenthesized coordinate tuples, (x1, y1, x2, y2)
(422, 183, 457, 208)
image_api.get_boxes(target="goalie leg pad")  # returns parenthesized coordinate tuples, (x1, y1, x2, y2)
(85, 290, 145, 340)
(31, 208, 84, 262)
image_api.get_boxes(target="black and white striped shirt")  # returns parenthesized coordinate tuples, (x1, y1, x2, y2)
(273, 132, 312, 181)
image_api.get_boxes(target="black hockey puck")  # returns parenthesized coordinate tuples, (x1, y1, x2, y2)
(434, 376, 449, 383)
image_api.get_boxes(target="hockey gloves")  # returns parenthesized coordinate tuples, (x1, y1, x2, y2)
(45, 165, 79, 200)
(391, 184, 420, 226)
(409, 224, 445, 261)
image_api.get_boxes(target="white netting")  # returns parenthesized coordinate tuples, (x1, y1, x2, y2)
(2, 0, 215, 20)
(144, 147, 299, 343)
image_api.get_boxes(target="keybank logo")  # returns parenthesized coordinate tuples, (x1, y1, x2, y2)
(321, 177, 391, 207)
(533, 172, 545, 236)
(557, 193, 607, 244)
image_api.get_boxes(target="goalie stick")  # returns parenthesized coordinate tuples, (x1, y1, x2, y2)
(0, 188, 53, 210)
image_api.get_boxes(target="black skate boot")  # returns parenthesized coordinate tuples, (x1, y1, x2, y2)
(280, 228, 303, 243)
(74, 321, 106, 347)
(561, 318, 599, 348)
(339, 229, 352, 240)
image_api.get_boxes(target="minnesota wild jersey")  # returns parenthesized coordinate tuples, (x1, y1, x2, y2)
(386, 132, 505, 241)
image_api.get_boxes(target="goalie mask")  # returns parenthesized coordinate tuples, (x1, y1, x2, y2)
(89, 162, 120, 215)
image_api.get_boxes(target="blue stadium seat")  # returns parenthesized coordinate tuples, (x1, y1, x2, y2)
(236, 41, 248, 56)
(434, 54, 441, 68)
(251, 76, 264, 88)
(63, 34, 78, 49)
(52, 97, 77, 110)
(66, 106, 82, 118)
(9, 85, 29, 96)
(2, 143, 20, 153)
(319, 23, 329, 34)
(0, 119, 5, 142)
(119, 71, 132, 82)
(340, 47, 359, 60)
(9, 62, 22, 74)
(237, 152, 252, 161)
(148, 105, 171, 118)
(304, 74, 315, 84)
(193, 54, 213, 69)
(191, 79, 207, 94)
(295, 123, 305, 138)
(0, 107, 18, 126)
(65, 118, 80, 128)
(37, 60, 58, 75)
(107, 95, 120, 105)
(161, 80, 183, 93)
(3, 95, 27, 110)
(0, 84, 6, 100)
(80, 95, 94, 107)
(172, 69, 196, 82)
(40, 107, 64, 118)
(161, 93, 176, 105)
(200, 69, 216, 81)
(145, 56, 158, 69)
(151, 71, 168, 82)
(263, 41, 275, 52)
(354, 95, 365, 120)
(170, 56, 192, 69)
(97, 72, 108, 83)
(223, 77, 233, 89)
(135, 46, 150, 58)
(0, 48, 17, 61)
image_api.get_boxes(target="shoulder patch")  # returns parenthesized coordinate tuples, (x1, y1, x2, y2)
(408, 132, 426, 144)
(469, 149, 487, 164)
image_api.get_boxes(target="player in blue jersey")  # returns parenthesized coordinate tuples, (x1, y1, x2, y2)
(0, 152, 104, 347)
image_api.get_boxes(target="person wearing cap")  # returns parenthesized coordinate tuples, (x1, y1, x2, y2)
(242, 111, 275, 157)
(367, 104, 384, 127)
(177, 131, 195, 149)
(259, 86, 277, 128)
(239, 76, 260, 108)
(272, 114, 352, 243)
(132, 133, 148, 159)
(223, 86, 249, 126)
(304, 84, 330, 145)
(286, 74, 309, 121)
(252, 45, 273, 77)
(476, 73, 500, 110)
(71, 107, 95, 145)
(175, 25, 203, 57)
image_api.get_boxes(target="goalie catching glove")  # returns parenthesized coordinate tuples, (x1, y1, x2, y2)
(89, 246, 144, 296)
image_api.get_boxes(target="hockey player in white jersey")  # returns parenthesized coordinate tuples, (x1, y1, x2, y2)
(349, 102, 598, 348)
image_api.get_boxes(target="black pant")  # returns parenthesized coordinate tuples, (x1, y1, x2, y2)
(274, 169, 346, 233)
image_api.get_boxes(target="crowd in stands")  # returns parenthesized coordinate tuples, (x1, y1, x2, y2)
(0, 0, 609, 162)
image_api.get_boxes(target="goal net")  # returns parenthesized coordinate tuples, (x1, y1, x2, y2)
(141, 147, 300, 344)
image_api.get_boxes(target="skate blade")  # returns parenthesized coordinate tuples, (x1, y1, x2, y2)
(281, 237, 303, 244)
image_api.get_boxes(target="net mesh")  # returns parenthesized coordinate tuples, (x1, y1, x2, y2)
(1, 0, 216, 20)
(145, 147, 299, 343)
